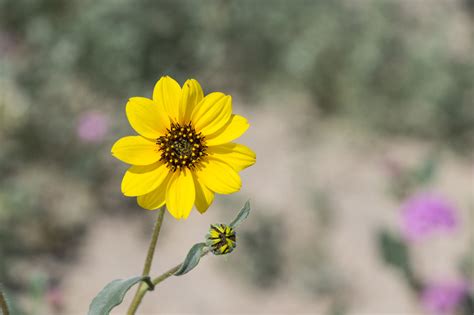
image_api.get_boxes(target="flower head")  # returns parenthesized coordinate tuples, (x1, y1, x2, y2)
(206, 223, 237, 255)
(421, 280, 469, 315)
(111, 76, 256, 219)
(401, 192, 458, 241)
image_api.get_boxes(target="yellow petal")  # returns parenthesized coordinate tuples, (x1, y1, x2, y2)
(137, 174, 170, 210)
(126, 97, 170, 138)
(165, 168, 195, 219)
(180, 79, 204, 123)
(205, 115, 249, 146)
(191, 92, 232, 136)
(121, 163, 169, 197)
(207, 143, 256, 172)
(195, 158, 241, 194)
(153, 76, 181, 122)
(193, 174, 214, 214)
(111, 136, 160, 165)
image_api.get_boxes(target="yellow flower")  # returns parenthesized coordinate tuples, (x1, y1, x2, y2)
(111, 76, 256, 219)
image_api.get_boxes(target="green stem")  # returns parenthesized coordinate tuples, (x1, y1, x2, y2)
(128, 250, 210, 312)
(0, 288, 10, 315)
(127, 207, 165, 315)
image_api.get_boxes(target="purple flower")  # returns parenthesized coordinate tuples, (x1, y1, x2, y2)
(76, 111, 108, 143)
(421, 281, 469, 315)
(401, 192, 458, 241)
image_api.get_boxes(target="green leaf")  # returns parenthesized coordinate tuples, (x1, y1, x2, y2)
(377, 230, 411, 273)
(174, 243, 207, 276)
(377, 230, 423, 291)
(88, 276, 143, 315)
(229, 200, 251, 228)
(414, 157, 437, 185)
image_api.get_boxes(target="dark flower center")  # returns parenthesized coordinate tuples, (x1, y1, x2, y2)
(157, 122, 207, 171)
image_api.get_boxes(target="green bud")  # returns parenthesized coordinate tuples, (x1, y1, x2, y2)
(206, 224, 237, 255)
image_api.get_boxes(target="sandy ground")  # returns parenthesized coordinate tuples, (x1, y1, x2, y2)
(60, 98, 473, 314)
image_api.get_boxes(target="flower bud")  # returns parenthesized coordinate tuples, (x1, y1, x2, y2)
(206, 224, 236, 255)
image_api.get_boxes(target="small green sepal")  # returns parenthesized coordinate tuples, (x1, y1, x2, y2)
(229, 200, 251, 228)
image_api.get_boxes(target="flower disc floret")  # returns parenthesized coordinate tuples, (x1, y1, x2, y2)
(157, 122, 207, 171)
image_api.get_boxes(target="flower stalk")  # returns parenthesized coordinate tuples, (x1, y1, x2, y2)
(127, 206, 165, 315)
(127, 248, 210, 314)
(153, 248, 209, 286)
(88, 201, 251, 314)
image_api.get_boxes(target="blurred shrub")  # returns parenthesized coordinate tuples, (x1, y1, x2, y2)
(1, 0, 472, 150)
(281, 1, 474, 150)
(234, 213, 285, 288)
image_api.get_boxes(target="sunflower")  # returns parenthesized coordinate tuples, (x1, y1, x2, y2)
(111, 76, 256, 219)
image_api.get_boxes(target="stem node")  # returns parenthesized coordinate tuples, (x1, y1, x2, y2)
(142, 277, 155, 291)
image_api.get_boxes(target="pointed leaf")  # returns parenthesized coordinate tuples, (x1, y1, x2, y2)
(174, 243, 207, 276)
(377, 230, 411, 272)
(88, 276, 143, 315)
(229, 200, 251, 228)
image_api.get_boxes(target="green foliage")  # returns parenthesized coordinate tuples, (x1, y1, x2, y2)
(88, 276, 144, 315)
(377, 230, 420, 291)
(238, 214, 285, 288)
(414, 157, 437, 186)
(285, 1, 473, 150)
(1, 0, 472, 150)
(460, 294, 474, 315)
(387, 155, 439, 200)
(174, 242, 207, 276)
(378, 230, 410, 271)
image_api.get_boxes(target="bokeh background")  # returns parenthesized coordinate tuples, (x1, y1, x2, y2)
(1, 0, 473, 314)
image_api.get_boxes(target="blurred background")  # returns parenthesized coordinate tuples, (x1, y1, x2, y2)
(1, 0, 473, 314)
